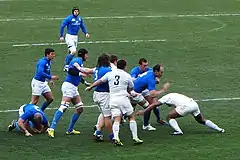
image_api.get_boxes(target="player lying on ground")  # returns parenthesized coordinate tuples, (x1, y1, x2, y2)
(137, 93, 225, 135)
(8, 104, 49, 137)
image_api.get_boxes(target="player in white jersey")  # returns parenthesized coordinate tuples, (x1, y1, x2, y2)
(137, 93, 225, 135)
(86, 59, 143, 146)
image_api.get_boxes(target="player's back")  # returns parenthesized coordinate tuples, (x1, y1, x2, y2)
(159, 93, 194, 107)
(133, 71, 155, 93)
(106, 69, 133, 97)
(65, 57, 83, 86)
(94, 66, 111, 92)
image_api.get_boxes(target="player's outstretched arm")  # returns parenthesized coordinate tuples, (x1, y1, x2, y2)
(18, 118, 32, 137)
(85, 79, 104, 91)
(136, 101, 162, 115)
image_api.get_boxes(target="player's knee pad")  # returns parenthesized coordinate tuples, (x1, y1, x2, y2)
(142, 101, 149, 108)
(59, 101, 70, 112)
(75, 102, 83, 113)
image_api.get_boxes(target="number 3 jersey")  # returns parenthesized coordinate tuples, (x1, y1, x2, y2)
(100, 69, 133, 97)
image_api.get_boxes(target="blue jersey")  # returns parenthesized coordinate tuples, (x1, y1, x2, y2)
(130, 66, 152, 78)
(133, 71, 156, 93)
(94, 66, 111, 92)
(20, 104, 48, 126)
(65, 57, 84, 86)
(60, 15, 87, 37)
(33, 57, 52, 82)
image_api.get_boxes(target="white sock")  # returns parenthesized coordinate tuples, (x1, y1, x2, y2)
(129, 120, 138, 139)
(112, 122, 120, 140)
(169, 119, 183, 133)
(205, 120, 222, 131)
(96, 114, 102, 129)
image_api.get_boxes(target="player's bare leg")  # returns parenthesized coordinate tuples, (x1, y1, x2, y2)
(30, 95, 40, 105)
(167, 109, 183, 135)
(41, 92, 54, 111)
(194, 114, 225, 133)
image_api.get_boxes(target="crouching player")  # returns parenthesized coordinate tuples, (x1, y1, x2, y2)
(8, 104, 49, 137)
(137, 93, 225, 135)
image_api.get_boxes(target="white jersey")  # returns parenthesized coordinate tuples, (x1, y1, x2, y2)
(101, 69, 133, 97)
(158, 93, 194, 107)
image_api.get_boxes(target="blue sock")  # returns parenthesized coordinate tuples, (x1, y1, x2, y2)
(50, 110, 64, 129)
(143, 111, 151, 126)
(67, 113, 80, 132)
(15, 122, 22, 132)
(109, 133, 114, 140)
(153, 107, 160, 121)
(40, 101, 50, 111)
(65, 54, 74, 65)
(96, 130, 102, 136)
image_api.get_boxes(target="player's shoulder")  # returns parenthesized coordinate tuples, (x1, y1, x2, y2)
(130, 66, 139, 72)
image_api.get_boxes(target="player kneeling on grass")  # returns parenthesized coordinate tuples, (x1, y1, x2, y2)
(8, 104, 49, 137)
(86, 59, 143, 146)
(137, 93, 225, 135)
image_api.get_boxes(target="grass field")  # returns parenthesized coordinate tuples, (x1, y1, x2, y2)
(0, 0, 240, 159)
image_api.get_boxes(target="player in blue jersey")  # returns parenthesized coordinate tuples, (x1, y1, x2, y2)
(132, 64, 170, 130)
(47, 48, 93, 138)
(8, 104, 49, 137)
(130, 58, 166, 130)
(60, 6, 90, 71)
(31, 48, 59, 111)
(92, 54, 113, 141)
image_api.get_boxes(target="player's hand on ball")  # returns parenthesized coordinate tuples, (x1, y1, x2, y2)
(136, 110, 145, 115)
(85, 33, 90, 38)
(59, 37, 64, 42)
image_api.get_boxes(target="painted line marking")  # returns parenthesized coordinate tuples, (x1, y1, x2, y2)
(1, 13, 240, 22)
(0, 97, 240, 113)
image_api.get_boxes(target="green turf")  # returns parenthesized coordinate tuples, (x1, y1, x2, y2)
(0, 0, 240, 159)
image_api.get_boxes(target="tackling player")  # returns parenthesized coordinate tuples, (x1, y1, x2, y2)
(137, 93, 225, 135)
(60, 6, 90, 71)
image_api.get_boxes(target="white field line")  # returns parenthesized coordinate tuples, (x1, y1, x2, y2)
(12, 39, 167, 47)
(0, 13, 240, 22)
(0, 97, 240, 113)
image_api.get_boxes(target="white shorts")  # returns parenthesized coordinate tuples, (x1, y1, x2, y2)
(110, 96, 134, 117)
(130, 91, 145, 104)
(93, 91, 111, 117)
(61, 82, 79, 98)
(175, 100, 201, 117)
(31, 78, 51, 96)
(18, 104, 25, 117)
(142, 89, 150, 97)
(65, 34, 78, 53)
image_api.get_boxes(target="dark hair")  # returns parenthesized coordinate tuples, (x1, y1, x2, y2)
(153, 64, 163, 72)
(117, 59, 127, 69)
(110, 55, 118, 63)
(77, 48, 88, 61)
(138, 58, 147, 65)
(96, 53, 110, 68)
(45, 48, 54, 56)
(72, 6, 79, 15)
